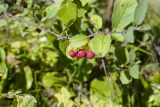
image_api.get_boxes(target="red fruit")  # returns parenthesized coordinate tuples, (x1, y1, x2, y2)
(76, 50, 86, 58)
(69, 50, 76, 58)
(86, 51, 95, 59)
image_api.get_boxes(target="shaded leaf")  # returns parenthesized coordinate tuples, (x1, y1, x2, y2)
(129, 49, 136, 62)
(0, 19, 7, 27)
(24, 66, 33, 90)
(91, 77, 114, 100)
(123, 27, 134, 43)
(129, 64, 139, 79)
(0, 4, 7, 13)
(115, 47, 130, 65)
(59, 40, 69, 55)
(140, 24, 151, 31)
(42, 72, 67, 88)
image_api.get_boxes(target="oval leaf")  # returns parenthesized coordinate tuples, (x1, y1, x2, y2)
(112, 0, 137, 31)
(123, 27, 134, 43)
(80, 0, 89, 6)
(0, 19, 7, 27)
(45, 4, 59, 19)
(129, 64, 139, 79)
(112, 33, 124, 42)
(57, 2, 77, 25)
(90, 15, 102, 30)
(115, 47, 130, 65)
(69, 34, 89, 50)
(89, 34, 112, 57)
(120, 71, 131, 84)
(14, 94, 37, 107)
(134, 0, 148, 25)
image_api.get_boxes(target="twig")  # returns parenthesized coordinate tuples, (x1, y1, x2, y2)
(0, 13, 68, 40)
(0, 12, 145, 41)
(151, 84, 160, 91)
(101, 58, 108, 76)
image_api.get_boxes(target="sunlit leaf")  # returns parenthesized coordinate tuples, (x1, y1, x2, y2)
(80, 0, 89, 6)
(89, 34, 111, 57)
(112, 0, 137, 31)
(69, 34, 89, 50)
(90, 15, 102, 30)
(112, 33, 124, 42)
(57, 2, 77, 25)
(13, 94, 37, 107)
(120, 71, 131, 84)
(134, 0, 148, 25)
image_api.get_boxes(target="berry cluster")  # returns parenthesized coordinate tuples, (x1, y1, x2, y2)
(69, 50, 95, 59)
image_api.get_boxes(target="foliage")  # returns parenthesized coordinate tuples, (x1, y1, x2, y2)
(0, 0, 159, 107)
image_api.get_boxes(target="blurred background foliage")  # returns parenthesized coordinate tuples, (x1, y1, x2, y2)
(0, 0, 160, 107)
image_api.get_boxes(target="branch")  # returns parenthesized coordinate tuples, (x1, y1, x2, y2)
(0, 13, 68, 40)
(0, 12, 144, 41)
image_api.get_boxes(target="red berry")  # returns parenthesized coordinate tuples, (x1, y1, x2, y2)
(69, 50, 76, 58)
(86, 51, 95, 59)
(76, 50, 86, 58)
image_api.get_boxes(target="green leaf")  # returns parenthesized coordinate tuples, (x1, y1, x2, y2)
(69, 34, 89, 50)
(0, 4, 6, 13)
(90, 15, 102, 30)
(129, 64, 139, 79)
(123, 27, 134, 43)
(45, 4, 60, 19)
(0, 48, 6, 62)
(57, 2, 77, 25)
(42, 72, 66, 88)
(78, 8, 87, 18)
(112, 33, 124, 42)
(115, 47, 130, 65)
(0, 19, 7, 27)
(24, 0, 33, 8)
(66, 45, 73, 59)
(24, 66, 33, 90)
(80, 0, 89, 6)
(129, 49, 136, 62)
(140, 24, 151, 31)
(91, 77, 115, 100)
(134, 0, 148, 25)
(13, 94, 37, 107)
(120, 71, 131, 84)
(112, 0, 137, 31)
(89, 34, 112, 57)
(54, 87, 74, 107)
(59, 40, 69, 55)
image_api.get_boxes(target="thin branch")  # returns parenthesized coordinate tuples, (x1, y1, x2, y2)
(0, 12, 145, 41)
(0, 13, 68, 40)
(101, 58, 108, 76)
(151, 84, 160, 91)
